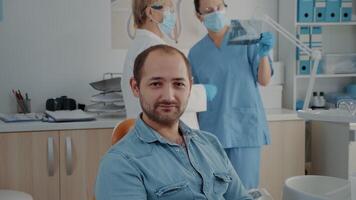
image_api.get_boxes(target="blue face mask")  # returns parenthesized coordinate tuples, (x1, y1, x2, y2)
(158, 10, 177, 37)
(203, 11, 229, 32)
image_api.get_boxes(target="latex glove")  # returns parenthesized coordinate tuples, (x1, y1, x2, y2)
(204, 84, 217, 102)
(258, 32, 275, 57)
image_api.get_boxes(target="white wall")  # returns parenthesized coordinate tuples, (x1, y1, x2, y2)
(0, 0, 126, 113)
(0, 0, 278, 113)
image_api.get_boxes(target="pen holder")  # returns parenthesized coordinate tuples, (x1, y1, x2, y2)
(17, 99, 31, 114)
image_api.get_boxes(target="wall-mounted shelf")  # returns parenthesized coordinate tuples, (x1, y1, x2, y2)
(279, 0, 356, 110)
(297, 21, 356, 26)
(296, 15, 356, 26)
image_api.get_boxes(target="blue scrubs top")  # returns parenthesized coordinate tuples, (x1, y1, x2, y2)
(188, 29, 271, 148)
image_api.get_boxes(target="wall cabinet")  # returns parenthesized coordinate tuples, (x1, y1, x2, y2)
(0, 129, 113, 200)
(260, 120, 305, 200)
(310, 121, 356, 179)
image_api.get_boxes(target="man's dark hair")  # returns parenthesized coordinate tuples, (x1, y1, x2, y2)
(133, 44, 192, 86)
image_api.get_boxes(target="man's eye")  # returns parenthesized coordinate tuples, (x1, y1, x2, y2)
(174, 82, 186, 88)
(150, 82, 162, 87)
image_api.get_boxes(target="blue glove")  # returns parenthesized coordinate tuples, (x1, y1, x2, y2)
(204, 84, 217, 102)
(258, 32, 275, 57)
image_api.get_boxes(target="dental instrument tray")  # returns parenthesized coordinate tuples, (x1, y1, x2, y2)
(88, 73, 125, 116)
(89, 73, 122, 92)
(228, 19, 262, 45)
(91, 91, 124, 103)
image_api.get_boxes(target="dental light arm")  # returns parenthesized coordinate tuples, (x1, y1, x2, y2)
(262, 15, 322, 110)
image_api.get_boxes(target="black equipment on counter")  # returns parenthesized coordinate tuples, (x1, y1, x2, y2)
(46, 96, 76, 111)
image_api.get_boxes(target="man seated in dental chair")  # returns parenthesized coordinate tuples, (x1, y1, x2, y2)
(95, 45, 253, 200)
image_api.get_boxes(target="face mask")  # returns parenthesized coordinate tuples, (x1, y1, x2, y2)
(150, 9, 177, 40)
(159, 10, 177, 36)
(203, 10, 229, 32)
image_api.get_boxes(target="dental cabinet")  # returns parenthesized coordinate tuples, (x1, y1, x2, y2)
(279, 0, 356, 110)
(0, 111, 304, 200)
(260, 118, 305, 200)
(309, 120, 356, 179)
(0, 129, 113, 200)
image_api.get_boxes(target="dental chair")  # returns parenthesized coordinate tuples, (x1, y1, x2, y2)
(0, 190, 33, 200)
(282, 175, 351, 200)
(111, 118, 136, 145)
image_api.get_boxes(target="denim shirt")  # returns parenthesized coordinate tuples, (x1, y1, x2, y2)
(95, 117, 252, 200)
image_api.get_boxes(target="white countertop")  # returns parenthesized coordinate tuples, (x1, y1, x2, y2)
(265, 108, 300, 121)
(0, 109, 301, 133)
(0, 115, 124, 133)
(350, 123, 356, 131)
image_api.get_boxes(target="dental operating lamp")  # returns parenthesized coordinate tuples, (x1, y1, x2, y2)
(261, 15, 322, 110)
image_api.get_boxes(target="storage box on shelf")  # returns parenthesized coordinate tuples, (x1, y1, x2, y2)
(259, 85, 283, 109)
(279, 0, 356, 110)
(259, 62, 285, 109)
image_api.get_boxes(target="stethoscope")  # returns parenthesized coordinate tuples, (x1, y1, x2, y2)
(126, 0, 183, 42)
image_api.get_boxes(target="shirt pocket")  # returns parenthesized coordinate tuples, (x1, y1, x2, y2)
(229, 107, 258, 131)
(213, 172, 232, 194)
(154, 181, 194, 200)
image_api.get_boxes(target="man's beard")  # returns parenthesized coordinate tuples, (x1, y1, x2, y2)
(140, 98, 187, 126)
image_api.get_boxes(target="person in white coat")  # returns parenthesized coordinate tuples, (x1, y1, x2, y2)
(122, 0, 214, 129)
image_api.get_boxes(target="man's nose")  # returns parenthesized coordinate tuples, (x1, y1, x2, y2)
(161, 85, 175, 101)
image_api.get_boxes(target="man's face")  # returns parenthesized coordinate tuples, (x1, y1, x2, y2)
(131, 51, 191, 126)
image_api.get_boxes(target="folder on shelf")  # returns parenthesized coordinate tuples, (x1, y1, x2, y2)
(341, 0, 353, 21)
(298, 55, 311, 75)
(315, 0, 327, 22)
(297, 27, 311, 59)
(311, 26, 323, 50)
(325, 0, 341, 22)
(311, 27, 323, 74)
(298, 0, 315, 22)
(297, 26, 311, 75)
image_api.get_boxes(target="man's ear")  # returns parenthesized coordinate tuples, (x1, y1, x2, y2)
(130, 77, 140, 97)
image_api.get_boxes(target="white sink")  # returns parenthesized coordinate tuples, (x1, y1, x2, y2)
(298, 109, 356, 123)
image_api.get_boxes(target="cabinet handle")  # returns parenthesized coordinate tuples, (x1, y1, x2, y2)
(47, 137, 55, 176)
(65, 137, 73, 175)
(350, 130, 356, 142)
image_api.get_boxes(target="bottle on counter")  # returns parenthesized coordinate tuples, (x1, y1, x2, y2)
(312, 92, 319, 109)
(318, 92, 326, 108)
(311, 91, 326, 109)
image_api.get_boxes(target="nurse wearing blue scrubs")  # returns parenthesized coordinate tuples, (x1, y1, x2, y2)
(188, 0, 275, 189)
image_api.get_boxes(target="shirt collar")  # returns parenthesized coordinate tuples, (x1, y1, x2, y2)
(204, 26, 231, 47)
(134, 115, 197, 144)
